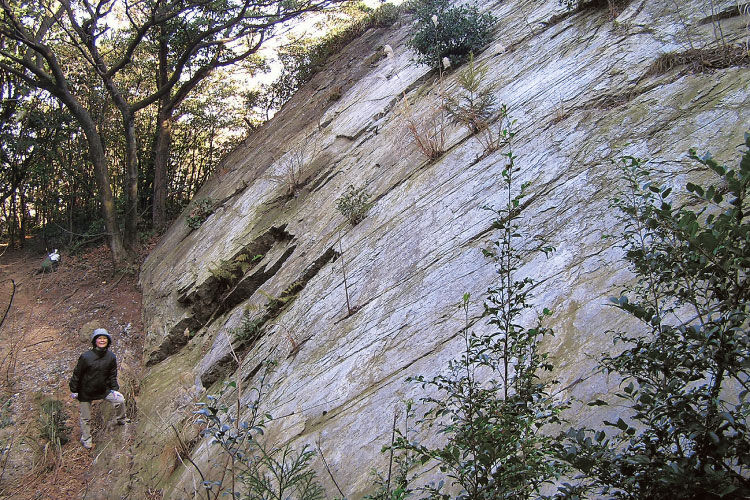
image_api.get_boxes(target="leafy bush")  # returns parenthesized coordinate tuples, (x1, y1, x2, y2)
(560, 135, 750, 498)
(390, 116, 566, 498)
(195, 362, 325, 500)
(336, 184, 371, 225)
(232, 310, 264, 344)
(444, 54, 510, 155)
(444, 54, 497, 133)
(408, 0, 496, 69)
(185, 198, 214, 230)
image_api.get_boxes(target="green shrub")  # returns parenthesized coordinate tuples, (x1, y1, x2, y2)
(560, 135, 750, 498)
(195, 362, 325, 500)
(39, 398, 70, 447)
(336, 184, 371, 225)
(444, 54, 510, 155)
(408, 0, 496, 69)
(389, 114, 566, 498)
(185, 198, 213, 230)
(232, 310, 264, 344)
(444, 54, 497, 133)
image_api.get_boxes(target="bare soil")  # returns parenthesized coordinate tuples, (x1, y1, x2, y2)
(0, 241, 151, 499)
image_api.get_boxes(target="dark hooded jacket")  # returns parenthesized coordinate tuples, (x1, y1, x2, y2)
(69, 330, 119, 402)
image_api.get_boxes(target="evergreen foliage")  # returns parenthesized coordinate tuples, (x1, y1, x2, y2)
(233, 311, 265, 344)
(444, 55, 508, 155)
(195, 362, 326, 500)
(407, 0, 496, 69)
(389, 115, 567, 498)
(336, 184, 372, 225)
(559, 135, 750, 499)
(186, 198, 215, 230)
(444, 55, 497, 135)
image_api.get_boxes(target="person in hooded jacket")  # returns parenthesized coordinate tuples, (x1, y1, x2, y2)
(69, 328, 129, 449)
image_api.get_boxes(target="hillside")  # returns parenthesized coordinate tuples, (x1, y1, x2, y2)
(113, 0, 750, 498)
(0, 243, 146, 499)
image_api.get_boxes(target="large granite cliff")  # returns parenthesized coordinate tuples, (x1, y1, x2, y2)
(126, 1, 748, 497)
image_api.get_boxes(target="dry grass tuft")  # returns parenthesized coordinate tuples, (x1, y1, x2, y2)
(118, 361, 141, 419)
(647, 45, 750, 76)
(399, 94, 447, 161)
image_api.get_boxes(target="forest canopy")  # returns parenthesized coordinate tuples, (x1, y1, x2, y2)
(0, 0, 374, 263)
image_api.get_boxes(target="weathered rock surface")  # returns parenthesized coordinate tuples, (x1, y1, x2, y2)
(130, 0, 749, 497)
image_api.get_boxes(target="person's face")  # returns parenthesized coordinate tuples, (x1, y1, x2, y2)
(95, 335, 109, 348)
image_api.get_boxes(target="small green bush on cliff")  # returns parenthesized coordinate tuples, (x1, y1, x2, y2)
(186, 198, 214, 230)
(387, 114, 567, 498)
(408, 0, 496, 69)
(445, 54, 510, 155)
(195, 362, 325, 500)
(559, 135, 750, 498)
(336, 184, 372, 225)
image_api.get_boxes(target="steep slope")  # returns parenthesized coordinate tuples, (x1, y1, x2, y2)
(132, 1, 749, 497)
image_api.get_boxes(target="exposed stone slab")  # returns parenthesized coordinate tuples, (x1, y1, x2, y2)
(131, 1, 750, 498)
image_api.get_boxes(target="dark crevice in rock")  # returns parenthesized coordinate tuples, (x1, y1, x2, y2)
(266, 246, 338, 317)
(697, 4, 749, 25)
(645, 45, 750, 76)
(542, 0, 630, 32)
(145, 316, 202, 366)
(243, 362, 264, 386)
(307, 164, 343, 195)
(179, 225, 294, 323)
(304, 153, 347, 195)
(149, 226, 294, 366)
(580, 84, 655, 111)
(218, 244, 298, 322)
(200, 246, 339, 388)
(199, 350, 238, 389)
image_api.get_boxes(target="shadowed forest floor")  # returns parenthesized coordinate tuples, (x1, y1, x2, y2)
(0, 240, 150, 499)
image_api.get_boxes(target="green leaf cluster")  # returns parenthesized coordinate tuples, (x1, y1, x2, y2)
(444, 54, 498, 135)
(388, 115, 566, 499)
(195, 361, 325, 499)
(407, 0, 496, 69)
(185, 198, 214, 230)
(561, 134, 750, 499)
(232, 311, 265, 344)
(336, 184, 372, 225)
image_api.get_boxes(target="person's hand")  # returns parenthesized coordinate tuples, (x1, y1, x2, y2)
(71, 393, 78, 399)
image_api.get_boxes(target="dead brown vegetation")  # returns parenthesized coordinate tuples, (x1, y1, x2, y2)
(647, 44, 750, 75)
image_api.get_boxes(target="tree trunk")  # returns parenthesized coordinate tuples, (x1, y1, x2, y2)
(122, 111, 140, 248)
(8, 190, 18, 249)
(152, 105, 172, 230)
(18, 190, 26, 248)
(76, 110, 128, 264)
(152, 32, 172, 230)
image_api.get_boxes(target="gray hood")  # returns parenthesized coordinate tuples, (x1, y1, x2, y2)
(91, 328, 112, 348)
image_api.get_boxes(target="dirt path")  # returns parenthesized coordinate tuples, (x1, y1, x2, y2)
(0, 242, 149, 499)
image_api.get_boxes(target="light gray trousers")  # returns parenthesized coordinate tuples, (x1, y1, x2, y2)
(79, 390, 126, 445)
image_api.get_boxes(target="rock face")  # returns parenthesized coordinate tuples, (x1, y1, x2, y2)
(132, 1, 749, 497)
